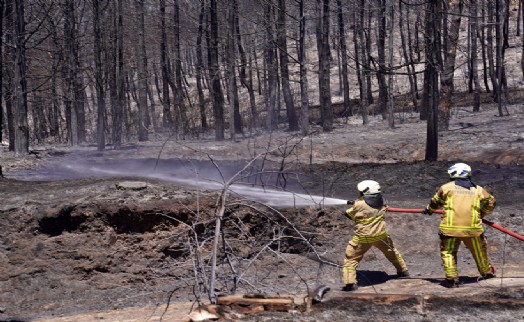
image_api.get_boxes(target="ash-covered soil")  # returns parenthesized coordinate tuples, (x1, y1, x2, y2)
(1, 104, 523, 321)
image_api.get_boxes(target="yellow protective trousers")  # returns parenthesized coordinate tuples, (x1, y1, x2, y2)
(439, 233, 492, 281)
(342, 235, 407, 285)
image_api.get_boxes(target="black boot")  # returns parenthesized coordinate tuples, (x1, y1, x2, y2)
(479, 265, 496, 281)
(397, 270, 410, 278)
(442, 278, 460, 288)
(342, 283, 358, 292)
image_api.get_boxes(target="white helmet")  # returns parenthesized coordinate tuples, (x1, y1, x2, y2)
(448, 163, 471, 179)
(357, 180, 381, 195)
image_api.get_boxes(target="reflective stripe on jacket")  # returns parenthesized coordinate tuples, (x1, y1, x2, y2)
(346, 199, 388, 243)
(427, 181, 496, 237)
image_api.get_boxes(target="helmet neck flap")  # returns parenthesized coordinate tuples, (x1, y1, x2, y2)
(363, 193, 384, 209)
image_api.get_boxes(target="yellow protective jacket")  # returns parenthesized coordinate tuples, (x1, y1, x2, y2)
(426, 181, 496, 237)
(345, 198, 388, 243)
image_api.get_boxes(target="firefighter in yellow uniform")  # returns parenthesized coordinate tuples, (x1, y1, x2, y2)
(341, 180, 409, 291)
(423, 163, 497, 288)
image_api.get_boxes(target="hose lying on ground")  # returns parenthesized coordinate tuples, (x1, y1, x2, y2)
(387, 207, 524, 243)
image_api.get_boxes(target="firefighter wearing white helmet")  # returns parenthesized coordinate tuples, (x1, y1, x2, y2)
(447, 162, 471, 179)
(341, 180, 409, 291)
(423, 162, 496, 288)
(357, 180, 381, 195)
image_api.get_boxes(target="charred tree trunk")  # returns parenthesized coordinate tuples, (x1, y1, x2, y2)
(438, 0, 463, 131)
(480, 3, 490, 92)
(521, 0, 524, 79)
(515, 0, 523, 37)
(424, 0, 442, 161)
(316, 0, 333, 132)
(32, 96, 47, 143)
(75, 68, 86, 144)
(13, 0, 28, 155)
(386, 1, 395, 128)
(337, 0, 351, 116)
(399, 0, 418, 112)
(376, 0, 388, 120)
(63, 0, 78, 146)
(357, 0, 369, 125)
(365, 5, 373, 105)
(196, 0, 208, 132)
(235, 2, 256, 131)
(0, 0, 3, 144)
(353, 10, 363, 118)
(136, 0, 149, 141)
(230, 0, 242, 134)
(503, 0, 510, 49)
(173, 0, 186, 136)
(470, 0, 481, 112)
(299, 0, 310, 135)
(247, 52, 259, 130)
(265, 3, 278, 131)
(496, 0, 509, 116)
(487, 1, 498, 101)
(109, 1, 118, 147)
(4, 0, 14, 150)
(277, 0, 298, 131)
(47, 14, 62, 141)
(209, 0, 225, 140)
(115, 0, 125, 147)
(49, 54, 60, 138)
(93, 0, 106, 151)
(420, 0, 434, 122)
(160, 0, 173, 128)
(225, 0, 241, 139)
(146, 78, 157, 131)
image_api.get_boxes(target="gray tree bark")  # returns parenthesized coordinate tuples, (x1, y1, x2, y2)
(0, 0, 4, 144)
(299, 0, 310, 136)
(424, 0, 442, 161)
(387, 1, 395, 128)
(108, 0, 124, 149)
(277, 0, 298, 131)
(316, 0, 333, 132)
(521, 0, 524, 80)
(160, 0, 173, 128)
(376, 0, 388, 120)
(235, 2, 257, 132)
(13, 0, 29, 155)
(398, 0, 418, 112)
(487, 1, 498, 101)
(470, 0, 481, 112)
(93, 0, 106, 151)
(337, 0, 351, 116)
(4, 0, 14, 150)
(265, 3, 278, 131)
(357, 0, 369, 125)
(196, 0, 208, 131)
(438, 0, 463, 131)
(136, 0, 149, 141)
(225, 0, 241, 139)
(173, 0, 186, 136)
(209, 0, 225, 140)
(495, 0, 509, 116)
(63, 0, 78, 146)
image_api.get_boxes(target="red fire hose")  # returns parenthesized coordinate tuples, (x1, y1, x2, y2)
(387, 207, 524, 243)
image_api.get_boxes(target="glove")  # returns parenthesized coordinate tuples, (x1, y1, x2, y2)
(422, 207, 432, 215)
(347, 200, 355, 205)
